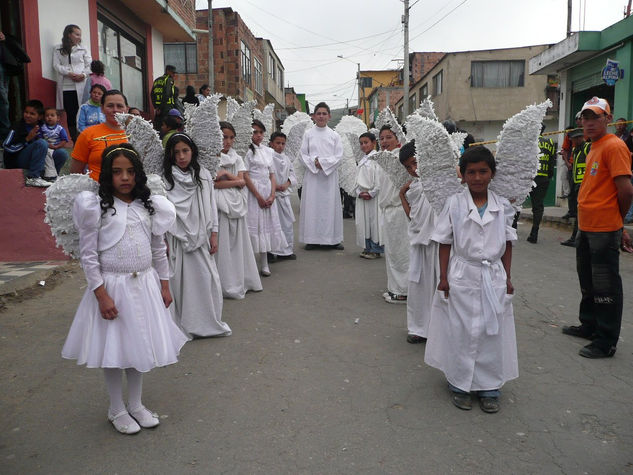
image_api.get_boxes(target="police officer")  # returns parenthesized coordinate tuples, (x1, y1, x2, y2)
(527, 124, 556, 243)
(151, 65, 177, 130)
(561, 129, 590, 246)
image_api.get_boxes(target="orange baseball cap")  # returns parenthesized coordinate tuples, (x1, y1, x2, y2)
(580, 97, 611, 116)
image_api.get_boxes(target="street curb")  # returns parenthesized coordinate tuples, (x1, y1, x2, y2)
(0, 261, 77, 297)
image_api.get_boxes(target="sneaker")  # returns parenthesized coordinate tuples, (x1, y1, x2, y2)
(384, 292, 407, 304)
(579, 344, 616, 359)
(360, 251, 376, 259)
(372, 253, 383, 258)
(478, 397, 500, 413)
(561, 325, 595, 340)
(332, 243, 344, 250)
(25, 176, 52, 187)
(406, 334, 426, 344)
(43, 176, 57, 182)
(451, 393, 472, 410)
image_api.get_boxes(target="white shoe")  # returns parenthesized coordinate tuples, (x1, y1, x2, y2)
(128, 405, 160, 428)
(261, 268, 271, 277)
(25, 177, 52, 187)
(108, 410, 141, 434)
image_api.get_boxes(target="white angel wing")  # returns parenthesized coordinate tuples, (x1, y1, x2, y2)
(115, 113, 163, 175)
(334, 115, 367, 137)
(44, 174, 99, 258)
(286, 120, 312, 186)
(282, 111, 312, 135)
(450, 132, 467, 156)
(346, 132, 364, 163)
(262, 104, 275, 135)
(369, 150, 410, 191)
(183, 102, 197, 126)
(375, 107, 406, 145)
(228, 100, 256, 159)
(185, 93, 223, 176)
(225, 96, 240, 121)
(406, 114, 464, 215)
(490, 100, 552, 211)
(338, 133, 358, 195)
(146, 174, 167, 196)
(414, 95, 438, 121)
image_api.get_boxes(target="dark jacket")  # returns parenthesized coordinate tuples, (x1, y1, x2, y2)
(2, 119, 43, 167)
(1, 34, 31, 76)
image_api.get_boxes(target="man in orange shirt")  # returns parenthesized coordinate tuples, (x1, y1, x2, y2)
(562, 97, 633, 358)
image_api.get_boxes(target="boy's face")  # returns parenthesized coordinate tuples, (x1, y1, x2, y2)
(90, 87, 104, 104)
(313, 108, 330, 127)
(359, 137, 375, 155)
(402, 155, 418, 178)
(44, 110, 58, 126)
(379, 130, 398, 152)
(23, 106, 41, 125)
(271, 137, 286, 154)
(464, 160, 493, 195)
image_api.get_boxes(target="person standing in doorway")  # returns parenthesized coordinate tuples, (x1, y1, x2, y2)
(151, 65, 177, 131)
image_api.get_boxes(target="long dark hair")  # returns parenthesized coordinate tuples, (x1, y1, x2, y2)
(60, 24, 80, 56)
(162, 133, 202, 190)
(99, 143, 154, 216)
(249, 119, 266, 153)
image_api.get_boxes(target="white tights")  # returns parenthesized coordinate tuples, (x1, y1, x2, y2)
(103, 368, 144, 415)
(259, 252, 269, 273)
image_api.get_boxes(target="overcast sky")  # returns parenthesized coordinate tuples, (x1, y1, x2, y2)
(195, 0, 629, 109)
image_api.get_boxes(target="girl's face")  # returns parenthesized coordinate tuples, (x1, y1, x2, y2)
(402, 156, 418, 178)
(252, 125, 264, 146)
(90, 88, 104, 104)
(464, 160, 493, 195)
(173, 140, 193, 171)
(111, 155, 136, 200)
(102, 94, 128, 126)
(69, 28, 82, 46)
(379, 130, 399, 152)
(359, 137, 375, 155)
(202, 87, 211, 96)
(222, 128, 235, 153)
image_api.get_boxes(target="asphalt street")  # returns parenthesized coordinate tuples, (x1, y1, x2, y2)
(1, 200, 632, 474)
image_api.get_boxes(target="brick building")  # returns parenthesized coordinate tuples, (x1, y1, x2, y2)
(409, 52, 445, 83)
(285, 87, 302, 115)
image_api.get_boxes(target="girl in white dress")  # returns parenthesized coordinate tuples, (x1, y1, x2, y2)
(162, 133, 232, 338)
(243, 119, 287, 276)
(62, 144, 188, 435)
(355, 132, 383, 259)
(214, 122, 262, 298)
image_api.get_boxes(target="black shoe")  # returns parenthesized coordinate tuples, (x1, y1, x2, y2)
(451, 393, 472, 410)
(579, 344, 616, 359)
(277, 254, 297, 260)
(406, 334, 427, 344)
(561, 213, 571, 220)
(304, 244, 318, 250)
(560, 239, 576, 247)
(562, 325, 594, 340)
(478, 397, 500, 413)
(527, 235, 537, 244)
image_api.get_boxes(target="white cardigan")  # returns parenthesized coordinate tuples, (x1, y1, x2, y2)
(52, 43, 92, 109)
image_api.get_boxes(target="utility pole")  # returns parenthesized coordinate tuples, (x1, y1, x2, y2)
(208, 0, 214, 91)
(566, 0, 572, 36)
(402, 0, 410, 119)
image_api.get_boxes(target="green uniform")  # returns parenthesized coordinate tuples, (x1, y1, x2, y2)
(528, 136, 556, 242)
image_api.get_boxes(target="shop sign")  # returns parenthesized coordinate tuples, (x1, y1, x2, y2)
(602, 59, 623, 86)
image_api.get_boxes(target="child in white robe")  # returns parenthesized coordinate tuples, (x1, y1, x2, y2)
(424, 145, 518, 414)
(62, 144, 188, 435)
(270, 131, 297, 259)
(243, 119, 287, 276)
(214, 121, 262, 298)
(355, 131, 383, 259)
(377, 125, 409, 304)
(398, 141, 438, 344)
(163, 133, 231, 338)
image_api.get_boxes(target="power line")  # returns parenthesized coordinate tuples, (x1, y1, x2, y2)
(409, 0, 469, 43)
(276, 30, 396, 50)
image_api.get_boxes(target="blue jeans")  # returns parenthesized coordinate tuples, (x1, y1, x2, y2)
(364, 238, 384, 254)
(16, 139, 48, 178)
(50, 148, 69, 174)
(0, 62, 9, 141)
(449, 383, 500, 398)
(576, 229, 623, 351)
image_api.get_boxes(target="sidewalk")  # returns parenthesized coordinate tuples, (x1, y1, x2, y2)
(520, 205, 633, 232)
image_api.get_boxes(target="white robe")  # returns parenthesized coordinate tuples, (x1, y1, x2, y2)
(244, 144, 288, 253)
(272, 150, 297, 256)
(406, 181, 438, 337)
(424, 189, 518, 392)
(377, 153, 409, 295)
(354, 151, 381, 248)
(298, 126, 344, 245)
(215, 150, 262, 299)
(165, 167, 231, 338)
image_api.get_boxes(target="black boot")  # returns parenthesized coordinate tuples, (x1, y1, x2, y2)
(527, 228, 538, 243)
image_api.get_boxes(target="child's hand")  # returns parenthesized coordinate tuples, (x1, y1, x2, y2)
(160, 280, 172, 308)
(236, 178, 246, 188)
(315, 158, 322, 170)
(257, 194, 267, 208)
(265, 194, 275, 207)
(400, 180, 412, 196)
(209, 232, 218, 255)
(359, 191, 371, 200)
(437, 278, 450, 298)
(506, 279, 514, 295)
(26, 125, 40, 142)
(94, 286, 118, 320)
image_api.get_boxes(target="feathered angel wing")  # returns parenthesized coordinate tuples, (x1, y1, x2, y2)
(285, 120, 312, 187)
(185, 93, 223, 176)
(490, 100, 552, 211)
(414, 95, 439, 121)
(375, 107, 406, 145)
(451, 132, 467, 154)
(346, 132, 364, 163)
(369, 150, 410, 191)
(334, 115, 367, 137)
(44, 174, 99, 258)
(115, 113, 163, 175)
(183, 102, 197, 126)
(406, 114, 464, 215)
(261, 104, 275, 135)
(225, 96, 240, 121)
(338, 133, 358, 195)
(281, 111, 312, 135)
(230, 100, 256, 159)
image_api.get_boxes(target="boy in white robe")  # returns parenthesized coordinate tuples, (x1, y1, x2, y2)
(299, 102, 344, 249)
(424, 146, 518, 414)
(398, 141, 438, 344)
(355, 132, 383, 259)
(270, 131, 297, 260)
